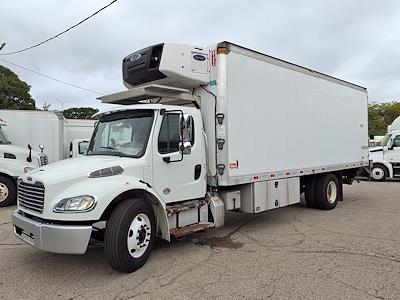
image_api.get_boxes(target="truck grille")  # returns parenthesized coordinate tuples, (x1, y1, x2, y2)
(38, 154, 48, 166)
(17, 180, 45, 213)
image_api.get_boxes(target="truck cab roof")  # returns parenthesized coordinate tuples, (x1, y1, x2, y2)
(93, 103, 199, 119)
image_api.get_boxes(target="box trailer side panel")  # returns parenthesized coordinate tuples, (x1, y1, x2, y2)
(217, 49, 368, 185)
(63, 119, 96, 158)
(0, 110, 64, 163)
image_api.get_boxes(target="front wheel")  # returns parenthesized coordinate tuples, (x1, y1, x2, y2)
(104, 198, 156, 273)
(370, 164, 388, 181)
(0, 175, 16, 207)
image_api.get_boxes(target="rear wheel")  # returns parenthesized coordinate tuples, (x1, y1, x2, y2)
(370, 164, 388, 181)
(315, 174, 339, 210)
(0, 175, 16, 207)
(104, 198, 156, 273)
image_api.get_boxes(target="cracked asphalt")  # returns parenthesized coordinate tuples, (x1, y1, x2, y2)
(1, 181, 400, 299)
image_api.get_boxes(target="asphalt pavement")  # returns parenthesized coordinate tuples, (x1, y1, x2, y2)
(1, 181, 400, 299)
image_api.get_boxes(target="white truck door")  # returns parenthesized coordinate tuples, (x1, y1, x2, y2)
(388, 135, 400, 176)
(152, 111, 205, 203)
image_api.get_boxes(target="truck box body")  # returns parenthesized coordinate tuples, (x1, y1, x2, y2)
(205, 43, 369, 186)
(0, 110, 95, 163)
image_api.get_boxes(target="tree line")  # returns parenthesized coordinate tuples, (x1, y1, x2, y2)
(0, 65, 98, 119)
(368, 102, 400, 137)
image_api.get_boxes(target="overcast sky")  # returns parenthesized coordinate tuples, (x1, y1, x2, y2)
(0, 0, 399, 111)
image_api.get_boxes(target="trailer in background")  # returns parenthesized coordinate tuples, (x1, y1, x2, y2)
(0, 110, 95, 163)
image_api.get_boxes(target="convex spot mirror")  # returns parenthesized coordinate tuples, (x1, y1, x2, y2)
(181, 115, 194, 155)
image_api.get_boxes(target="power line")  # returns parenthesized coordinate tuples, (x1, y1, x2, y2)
(0, 0, 118, 56)
(0, 58, 105, 95)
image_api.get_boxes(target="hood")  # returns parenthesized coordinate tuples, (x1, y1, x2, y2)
(0, 144, 37, 156)
(26, 155, 145, 186)
(369, 146, 383, 153)
(0, 144, 40, 166)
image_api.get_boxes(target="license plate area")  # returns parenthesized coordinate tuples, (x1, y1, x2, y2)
(14, 225, 35, 245)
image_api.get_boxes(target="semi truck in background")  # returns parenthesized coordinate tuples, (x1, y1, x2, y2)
(0, 110, 95, 163)
(0, 118, 48, 207)
(12, 42, 369, 272)
(369, 116, 400, 180)
(0, 110, 95, 207)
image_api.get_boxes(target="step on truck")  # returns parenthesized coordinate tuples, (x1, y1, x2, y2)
(12, 42, 369, 272)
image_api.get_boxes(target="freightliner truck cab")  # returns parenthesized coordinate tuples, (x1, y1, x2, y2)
(13, 43, 214, 272)
(369, 116, 400, 180)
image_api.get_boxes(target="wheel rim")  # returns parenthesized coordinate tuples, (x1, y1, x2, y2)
(371, 167, 384, 180)
(0, 183, 9, 202)
(127, 213, 151, 258)
(326, 181, 337, 204)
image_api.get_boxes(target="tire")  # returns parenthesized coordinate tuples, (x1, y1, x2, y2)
(370, 164, 388, 182)
(304, 177, 318, 208)
(104, 198, 156, 273)
(315, 174, 339, 210)
(0, 175, 16, 207)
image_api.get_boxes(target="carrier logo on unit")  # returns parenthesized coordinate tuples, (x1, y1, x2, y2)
(193, 54, 206, 61)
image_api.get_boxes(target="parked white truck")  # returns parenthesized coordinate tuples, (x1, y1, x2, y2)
(0, 110, 95, 163)
(12, 42, 369, 272)
(369, 116, 400, 180)
(0, 118, 48, 207)
(0, 110, 95, 207)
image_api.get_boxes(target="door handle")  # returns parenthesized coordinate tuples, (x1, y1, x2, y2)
(194, 164, 201, 180)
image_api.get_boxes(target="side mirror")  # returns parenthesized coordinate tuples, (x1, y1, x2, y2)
(181, 141, 192, 155)
(383, 146, 389, 151)
(181, 115, 194, 156)
(387, 139, 394, 150)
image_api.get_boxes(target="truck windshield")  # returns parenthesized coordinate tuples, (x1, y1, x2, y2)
(0, 127, 11, 144)
(87, 110, 154, 158)
(382, 134, 392, 146)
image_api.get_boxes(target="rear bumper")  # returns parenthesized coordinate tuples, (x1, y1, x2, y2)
(12, 211, 92, 254)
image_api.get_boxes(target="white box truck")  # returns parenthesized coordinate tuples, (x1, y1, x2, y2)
(0, 118, 48, 207)
(12, 42, 369, 272)
(0, 110, 95, 163)
(369, 116, 400, 180)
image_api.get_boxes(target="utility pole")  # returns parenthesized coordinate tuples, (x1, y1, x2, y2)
(56, 98, 69, 112)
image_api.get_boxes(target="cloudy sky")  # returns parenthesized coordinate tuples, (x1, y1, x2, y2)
(0, 0, 399, 111)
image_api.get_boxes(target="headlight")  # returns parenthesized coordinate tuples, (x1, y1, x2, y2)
(24, 167, 34, 173)
(54, 195, 96, 213)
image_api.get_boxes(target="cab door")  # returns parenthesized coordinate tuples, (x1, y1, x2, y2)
(388, 135, 400, 176)
(152, 110, 206, 203)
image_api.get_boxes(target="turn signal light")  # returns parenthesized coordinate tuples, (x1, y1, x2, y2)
(217, 47, 230, 54)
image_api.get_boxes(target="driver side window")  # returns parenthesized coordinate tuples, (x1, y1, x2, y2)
(393, 135, 400, 148)
(158, 114, 181, 154)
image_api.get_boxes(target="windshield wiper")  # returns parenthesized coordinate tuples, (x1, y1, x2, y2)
(100, 146, 123, 157)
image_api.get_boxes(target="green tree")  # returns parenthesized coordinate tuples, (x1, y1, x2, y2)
(368, 101, 400, 137)
(0, 65, 36, 109)
(62, 107, 99, 119)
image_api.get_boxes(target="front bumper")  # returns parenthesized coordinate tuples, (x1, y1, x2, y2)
(12, 211, 92, 254)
